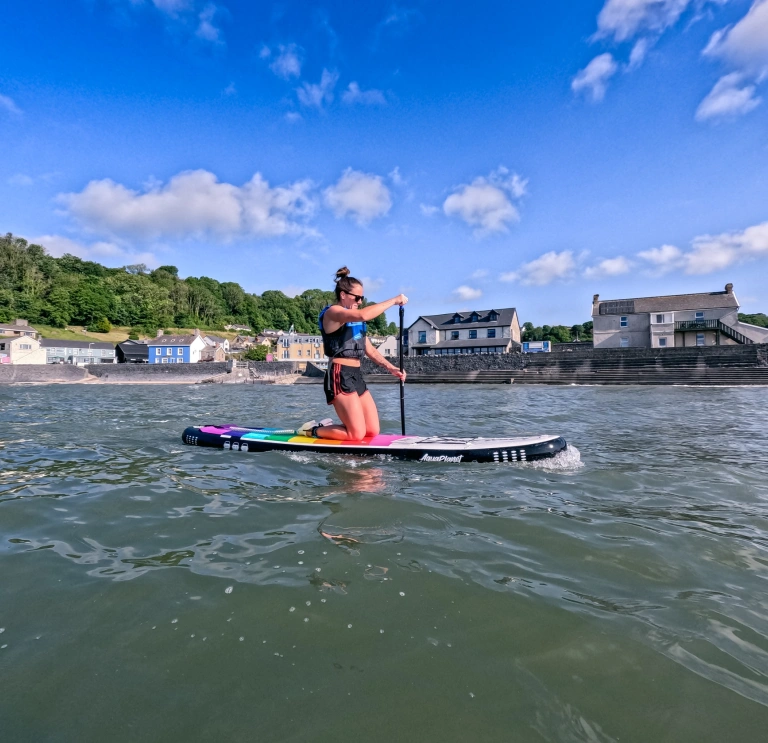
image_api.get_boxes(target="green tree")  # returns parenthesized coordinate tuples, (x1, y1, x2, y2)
(739, 312, 768, 328)
(87, 317, 112, 333)
(243, 344, 269, 361)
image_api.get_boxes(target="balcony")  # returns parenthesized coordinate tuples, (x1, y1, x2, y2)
(674, 319, 753, 345)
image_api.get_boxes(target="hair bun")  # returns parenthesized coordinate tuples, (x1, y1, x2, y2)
(334, 266, 350, 282)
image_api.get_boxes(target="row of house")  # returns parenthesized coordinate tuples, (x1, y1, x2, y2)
(401, 283, 768, 356)
(3, 283, 765, 365)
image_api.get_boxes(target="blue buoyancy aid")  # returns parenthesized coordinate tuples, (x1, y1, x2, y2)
(318, 305, 367, 359)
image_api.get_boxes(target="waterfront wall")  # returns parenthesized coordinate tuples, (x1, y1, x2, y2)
(86, 362, 230, 380)
(0, 364, 90, 384)
(362, 353, 525, 375)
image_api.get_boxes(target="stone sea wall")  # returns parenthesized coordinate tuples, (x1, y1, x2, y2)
(86, 362, 230, 380)
(0, 364, 90, 384)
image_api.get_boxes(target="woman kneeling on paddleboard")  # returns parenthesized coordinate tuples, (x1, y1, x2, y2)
(298, 267, 407, 441)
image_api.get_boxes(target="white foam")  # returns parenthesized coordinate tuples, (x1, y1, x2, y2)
(527, 444, 583, 471)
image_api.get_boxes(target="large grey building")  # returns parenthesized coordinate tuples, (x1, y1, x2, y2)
(592, 284, 768, 349)
(405, 307, 521, 356)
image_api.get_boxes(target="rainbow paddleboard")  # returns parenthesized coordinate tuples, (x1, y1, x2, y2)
(181, 425, 567, 463)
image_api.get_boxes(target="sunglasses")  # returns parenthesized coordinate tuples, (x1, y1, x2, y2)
(342, 290, 364, 302)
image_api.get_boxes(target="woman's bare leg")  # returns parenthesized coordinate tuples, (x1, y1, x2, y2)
(358, 391, 380, 437)
(315, 393, 367, 440)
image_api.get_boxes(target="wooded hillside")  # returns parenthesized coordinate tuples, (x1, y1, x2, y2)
(0, 233, 397, 336)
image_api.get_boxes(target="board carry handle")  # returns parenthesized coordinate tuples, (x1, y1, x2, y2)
(399, 305, 406, 435)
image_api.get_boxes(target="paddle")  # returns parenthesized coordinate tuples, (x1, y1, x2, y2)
(399, 305, 406, 435)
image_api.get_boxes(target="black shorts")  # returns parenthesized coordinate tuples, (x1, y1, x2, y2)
(324, 363, 368, 405)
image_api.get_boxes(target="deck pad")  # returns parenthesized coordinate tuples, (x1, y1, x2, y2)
(182, 424, 567, 463)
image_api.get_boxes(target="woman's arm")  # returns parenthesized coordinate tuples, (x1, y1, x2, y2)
(324, 294, 408, 324)
(365, 338, 406, 381)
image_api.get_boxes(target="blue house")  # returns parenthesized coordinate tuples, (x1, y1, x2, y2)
(147, 331, 207, 364)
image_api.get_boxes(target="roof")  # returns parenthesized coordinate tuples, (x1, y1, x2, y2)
(117, 339, 148, 346)
(148, 335, 202, 346)
(411, 307, 517, 330)
(0, 321, 36, 332)
(413, 338, 515, 350)
(40, 339, 115, 350)
(595, 288, 739, 315)
(205, 335, 227, 343)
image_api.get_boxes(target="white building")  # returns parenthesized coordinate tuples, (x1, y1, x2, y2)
(405, 308, 521, 356)
(40, 339, 117, 364)
(376, 336, 399, 358)
(0, 336, 48, 364)
(591, 284, 768, 349)
(203, 334, 230, 353)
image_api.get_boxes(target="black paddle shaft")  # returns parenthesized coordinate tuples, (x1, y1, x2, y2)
(399, 305, 405, 435)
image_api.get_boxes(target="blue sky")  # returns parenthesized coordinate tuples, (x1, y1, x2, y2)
(2, 0, 767, 325)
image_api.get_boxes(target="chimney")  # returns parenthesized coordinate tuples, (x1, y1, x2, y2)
(194, 328, 200, 337)
(592, 294, 600, 303)
(156, 329, 163, 337)
(725, 283, 733, 294)
(16, 319, 28, 326)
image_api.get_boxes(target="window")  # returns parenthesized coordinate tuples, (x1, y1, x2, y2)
(469, 330, 477, 339)
(451, 331, 459, 340)
(166, 348, 172, 356)
(620, 316, 628, 327)
(297, 350, 302, 357)
(487, 328, 496, 338)
(19, 344, 31, 350)
(161, 358, 168, 363)
(620, 337, 629, 348)
(177, 348, 183, 355)
(470, 313, 479, 322)
(418, 331, 426, 343)
(452, 313, 461, 324)
(655, 314, 664, 324)
(0, 343, 4, 351)
(489, 311, 498, 321)
(695, 311, 704, 320)
(696, 333, 705, 346)
(155, 348, 161, 355)
(659, 337, 667, 347)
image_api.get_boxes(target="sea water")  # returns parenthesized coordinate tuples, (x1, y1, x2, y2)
(1, 383, 768, 742)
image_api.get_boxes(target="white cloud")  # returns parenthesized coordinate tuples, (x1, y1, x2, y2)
(59, 169, 317, 240)
(453, 285, 483, 301)
(501, 251, 577, 286)
(389, 167, 405, 186)
(297, 69, 339, 109)
(222, 82, 236, 96)
(636, 243, 685, 273)
(269, 44, 302, 80)
(342, 82, 386, 105)
(596, 0, 694, 42)
(35, 234, 159, 268)
(284, 111, 302, 123)
(420, 204, 440, 217)
(323, 168, 392, 225)
(471, 269, 489, 279)
(696, 72, 761, 120)
(635, 222, 768, 274)
(628, 38, 650, 69)
(360, 276, 385, 293)
(195, 3, 222, 42)
(442, 167, 527, 235)
(151, 0, 190, 16)
(572, 53, 618, 102)
(0, 94, 22, 115)
(703, 0, 768, 73)
(8, 173, 34, 186)
(583, 256, 634, 278)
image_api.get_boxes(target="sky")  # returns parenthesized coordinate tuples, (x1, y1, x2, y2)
(2, 0, 768, 326)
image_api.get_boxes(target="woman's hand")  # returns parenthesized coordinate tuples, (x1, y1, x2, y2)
(394, 294, 408, 306)
(390, 367, 406, 382)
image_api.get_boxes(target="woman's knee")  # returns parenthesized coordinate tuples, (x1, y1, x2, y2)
(365, 420, 380, 437)
(346, 422, 367, 440)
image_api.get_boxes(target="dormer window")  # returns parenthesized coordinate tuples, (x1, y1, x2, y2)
(488, 311, 498, 322)
(452, 313, 462, 324)
(470, 312, 479, 323)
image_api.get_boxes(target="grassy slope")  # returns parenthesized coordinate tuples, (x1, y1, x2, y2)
(35, 326, 242, 343)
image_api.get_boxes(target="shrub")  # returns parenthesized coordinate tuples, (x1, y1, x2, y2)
(87, 317, 112, 333)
